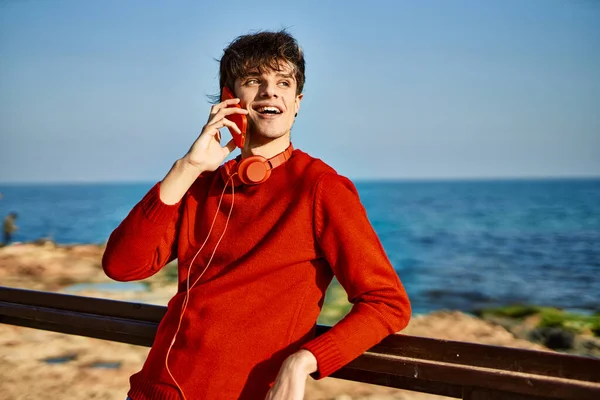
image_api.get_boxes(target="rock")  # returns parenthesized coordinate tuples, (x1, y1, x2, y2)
(530, 327, 575, 350)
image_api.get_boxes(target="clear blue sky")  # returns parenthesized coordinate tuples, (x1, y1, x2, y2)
(1, 0, 598, 182)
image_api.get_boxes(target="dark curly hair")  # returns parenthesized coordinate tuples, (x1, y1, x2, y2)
(218, 30, 305, 98)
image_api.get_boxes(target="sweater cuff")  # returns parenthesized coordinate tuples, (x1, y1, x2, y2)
(140, 182, 182, 225)
(301, 334, 346, 379)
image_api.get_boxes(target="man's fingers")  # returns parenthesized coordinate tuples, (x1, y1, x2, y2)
(208, 98, 243, 118)
(222, 138, 236, 156)
(206, 107, 248, 127)
(221, 98, 241, 106)
(206, 107, 248, 126)
(204, 117, 241, 137)
(221, 106, 249, 116)
(209, 98, 240, 112)
(222, 118, 242, 134)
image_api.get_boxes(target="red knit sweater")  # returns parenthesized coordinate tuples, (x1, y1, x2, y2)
(102, 149, 411, 400)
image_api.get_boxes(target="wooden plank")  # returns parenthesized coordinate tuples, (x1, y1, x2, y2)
(376, 334, 600, 383)
(0, 301, 156, 346)
(0, 286, 165, 322)
(1, 315, 155, 347)
(317, 326, 600, 383)
(347, 353, 600, 400)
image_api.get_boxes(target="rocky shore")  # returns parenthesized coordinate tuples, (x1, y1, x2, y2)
(1, 242, 595, 400)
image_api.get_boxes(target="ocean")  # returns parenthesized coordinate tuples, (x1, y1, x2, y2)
(1, 179, 599, 315)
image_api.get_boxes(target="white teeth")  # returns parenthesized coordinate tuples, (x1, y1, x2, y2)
(258, 106, 281, 113)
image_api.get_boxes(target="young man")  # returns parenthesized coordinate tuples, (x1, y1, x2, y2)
(103, 30, 411, 400)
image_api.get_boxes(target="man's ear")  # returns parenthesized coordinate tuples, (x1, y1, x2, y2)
(295, 93, 304, 115)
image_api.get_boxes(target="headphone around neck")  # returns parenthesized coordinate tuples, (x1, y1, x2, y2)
(221, 144, 294, 186)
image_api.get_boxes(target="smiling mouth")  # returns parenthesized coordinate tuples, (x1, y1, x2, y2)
(254, 106, 282, 115)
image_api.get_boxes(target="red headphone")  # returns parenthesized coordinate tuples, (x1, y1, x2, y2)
(221, 144, 294, 186)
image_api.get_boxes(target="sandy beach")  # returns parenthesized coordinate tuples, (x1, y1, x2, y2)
(0, 242, 554, 400)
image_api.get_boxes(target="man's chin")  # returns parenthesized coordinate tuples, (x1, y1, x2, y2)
(248, 130, 289, 144)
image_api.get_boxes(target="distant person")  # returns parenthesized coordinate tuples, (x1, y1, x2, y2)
(3, 212, 18, 245)
(103, 30, 411, 400)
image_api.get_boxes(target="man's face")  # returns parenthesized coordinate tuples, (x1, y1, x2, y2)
(233, 63, 303, 144)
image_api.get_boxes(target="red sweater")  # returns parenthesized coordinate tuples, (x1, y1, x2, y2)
(102, 149, 411, 400)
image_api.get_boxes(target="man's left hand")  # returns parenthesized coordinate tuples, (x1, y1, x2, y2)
(265, 350, 318, 400)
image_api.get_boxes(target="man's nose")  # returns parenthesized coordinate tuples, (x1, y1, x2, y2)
(259, 82, 278, 98)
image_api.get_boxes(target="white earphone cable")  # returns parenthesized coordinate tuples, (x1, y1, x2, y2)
(165, 173, 237, 400)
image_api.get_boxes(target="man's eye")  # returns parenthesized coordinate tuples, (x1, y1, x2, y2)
(246, 79, 259, 85)
(279, 81, 290, 87)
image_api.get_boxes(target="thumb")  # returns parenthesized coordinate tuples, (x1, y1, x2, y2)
(222, 138, 237, 157)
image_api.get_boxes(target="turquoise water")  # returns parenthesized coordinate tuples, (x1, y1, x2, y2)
(43, 354, 77, 364)
(1, 179, 599, 314)
(42, 354, 121, 369)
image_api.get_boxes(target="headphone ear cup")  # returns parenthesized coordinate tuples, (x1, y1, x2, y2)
(238, 156, 270, 185)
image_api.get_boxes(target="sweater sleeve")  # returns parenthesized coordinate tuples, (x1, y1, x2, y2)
(102, 182, 184, 282)
(300, 173, 412, 379)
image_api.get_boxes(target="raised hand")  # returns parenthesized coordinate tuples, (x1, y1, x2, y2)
(183, 98, 248, 173)
(159, 98, 248, 205)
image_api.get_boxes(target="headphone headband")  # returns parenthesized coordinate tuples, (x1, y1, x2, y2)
(267, 144, 294, 169)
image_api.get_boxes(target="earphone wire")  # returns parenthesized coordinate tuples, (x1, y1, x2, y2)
(165, 172, 237, 400)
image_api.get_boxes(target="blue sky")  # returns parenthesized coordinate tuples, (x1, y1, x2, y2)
(1, 0, 598, 182)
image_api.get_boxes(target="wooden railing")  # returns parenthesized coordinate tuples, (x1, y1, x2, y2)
(1, 286, 599, 400)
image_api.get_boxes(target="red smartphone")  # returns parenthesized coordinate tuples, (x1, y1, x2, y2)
(221, 87, 247, 148)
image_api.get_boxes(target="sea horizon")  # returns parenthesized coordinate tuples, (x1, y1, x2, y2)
(1, 175, 599, 186)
